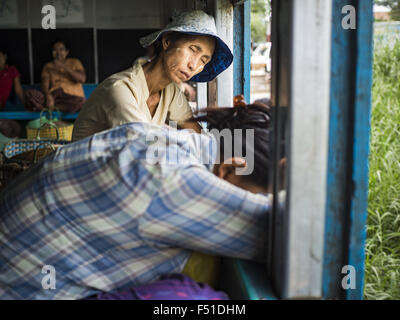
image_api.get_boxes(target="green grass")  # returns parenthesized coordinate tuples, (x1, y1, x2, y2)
(364, 36, 400, 300)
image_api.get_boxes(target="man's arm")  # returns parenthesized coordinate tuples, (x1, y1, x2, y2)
(138, 167, 272, 263)
(41, 70, 54, 108)
(63, 65, 86, 83)
(54, 59, 86, 83)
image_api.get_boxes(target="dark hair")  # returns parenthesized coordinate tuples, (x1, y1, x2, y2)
(0, 47, 9, 65)
(192, 103, 272, 188)
(52, 39, 69, 50)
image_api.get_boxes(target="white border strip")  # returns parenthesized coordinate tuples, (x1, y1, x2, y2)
(286, 0, 332, 298)
(215, 0, 233, 107)
(196, 82, 208, 110)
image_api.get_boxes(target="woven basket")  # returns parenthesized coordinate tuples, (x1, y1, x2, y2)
(25, 109, 74, 141)
(26, 121, 73, 141)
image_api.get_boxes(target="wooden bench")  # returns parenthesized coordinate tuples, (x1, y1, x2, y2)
(1, 84, 97, 120)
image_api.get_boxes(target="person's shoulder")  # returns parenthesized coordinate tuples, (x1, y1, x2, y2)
(106, 67, 144, 96)
(7, 65, 20, 76)
(67, 57, 84, 67)
(164, 82, 187, 104)
(133, 56, 149, 69)
(129, 57, 148, 79)
(92, 66, 131, 89)
(42, 61, 53, 71)
(111, 67, 137, 82)
(167, 82, 180, 93)
(104, 60, 142, 84)
(67, 57, 81, 64)
(7, 65, 17, 71)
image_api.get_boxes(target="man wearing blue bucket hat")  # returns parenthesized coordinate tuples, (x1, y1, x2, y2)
(72, 10, 233, 142)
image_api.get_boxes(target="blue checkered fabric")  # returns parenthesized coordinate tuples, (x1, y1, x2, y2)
(0, 122, 271, 299)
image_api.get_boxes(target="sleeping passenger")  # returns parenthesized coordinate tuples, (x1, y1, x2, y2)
(72, 10, 233, 141)
(0, 102, 277, 300)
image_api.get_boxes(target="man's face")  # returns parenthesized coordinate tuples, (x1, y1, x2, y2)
(163, 35, 215, 84)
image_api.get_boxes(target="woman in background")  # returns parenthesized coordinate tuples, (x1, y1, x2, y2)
(0, 48, 25, 110)
(24, 40, 86, 113)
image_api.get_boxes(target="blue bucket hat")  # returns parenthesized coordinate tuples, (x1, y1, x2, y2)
(139, 10, 233, 83)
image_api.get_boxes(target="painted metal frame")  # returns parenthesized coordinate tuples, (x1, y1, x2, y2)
(283, 0, 332, 299)
(92, 0, 99, 84)
(346, 0, 373, 300)
(268, 0, 372, 300)
(323, 0, 373, 300)
(194, 0, 208, 109)
(233, 0, 251, 101)
(215, 0, 234, 106)
(27, 0, 34, 85)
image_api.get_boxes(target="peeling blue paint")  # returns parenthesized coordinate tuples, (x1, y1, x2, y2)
(233, 0, 250, 102)
(323, 0, 373, 300)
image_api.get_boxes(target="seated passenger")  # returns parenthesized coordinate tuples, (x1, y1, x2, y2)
(71, 10, 233, 141)
(24, 40, 86, 113)
(0, 48, 25, 110)
(0, 103, 273, 300)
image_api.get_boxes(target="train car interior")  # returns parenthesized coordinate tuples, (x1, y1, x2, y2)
(0, 0, 373, 300)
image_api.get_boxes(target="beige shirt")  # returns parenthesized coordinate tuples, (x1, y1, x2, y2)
(72, 57, 193, 141)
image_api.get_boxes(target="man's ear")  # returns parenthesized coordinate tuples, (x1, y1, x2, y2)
(216, 157, 246, 180)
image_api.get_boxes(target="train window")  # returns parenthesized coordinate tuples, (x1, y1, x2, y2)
(222, 0, 372, 301)
(267, 0, 333, 299)
(0, 0, 373, 301)
(253, 0, 372, 300)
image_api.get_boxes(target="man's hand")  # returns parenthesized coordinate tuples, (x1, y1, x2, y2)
(52, 59, 86, 83)
(53, 59, 67, 70)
